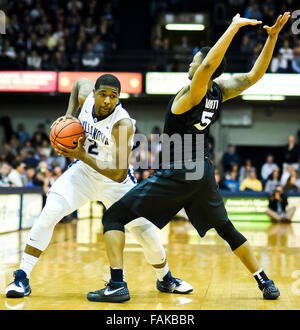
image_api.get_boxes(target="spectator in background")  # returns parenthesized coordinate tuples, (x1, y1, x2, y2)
(46, 149, 67, 171)
(240, 34, 256, 56)
(244, 1, 263, 20)
(0, 161, 11, 186)
(279, 40, 293, 70)
(92, 35, 105, 56)
(23, 164, 37, 187)
(82, 42, 103, 70)
(1, 143, 16, 164)
(214, 168, 227, 190)
(284, 168, 299, 193)
(23, 150, 39, 168)
(261, 154, 278, 184)
(266, 185, 299, 223)
(240, 169, 263, 192)
(15, 50, 28, 70)
(7, 160, 26, 187)
(264, 168, 281, 193)
(3, 40, 17, 60)
(41, 53, 54, 70)
(32, 124, 49, 147)
(224, 170, 240, 192)
(282, 135, 300, 171)
(291, 38, 300, 73)
(271, 53, 289, 73)
(51, 51, 68, 71)
(222, 144, 240, 173)
(239, 159, 256, 183)
(16, 123, 30, 145)
(27, 49, 42, 70)
(173, 36, 193, 72)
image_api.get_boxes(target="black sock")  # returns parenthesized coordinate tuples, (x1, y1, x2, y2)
(253, 269, 270, 288)
(110, 268, 124, 282)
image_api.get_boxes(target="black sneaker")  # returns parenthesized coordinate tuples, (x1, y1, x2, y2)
(259, 280, 280, 300)
(5, 270, 31, 298)
(87, 280, 130, 303)
(156, 271, 193, 294)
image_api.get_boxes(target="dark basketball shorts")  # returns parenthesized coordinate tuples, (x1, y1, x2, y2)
(119, 159, 229, 237)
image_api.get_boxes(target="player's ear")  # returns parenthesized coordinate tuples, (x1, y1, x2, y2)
(93, 89, 96, 97)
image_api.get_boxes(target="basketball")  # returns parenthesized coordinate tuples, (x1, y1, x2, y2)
(50, 118, 86, 150)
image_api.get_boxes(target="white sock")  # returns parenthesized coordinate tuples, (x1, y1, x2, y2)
(20, 252, 39, 278)
(154, 261, 169, 281)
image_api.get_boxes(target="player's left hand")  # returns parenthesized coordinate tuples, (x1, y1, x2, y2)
(55, 137, 86, 160)
(263, 12, 290, 36)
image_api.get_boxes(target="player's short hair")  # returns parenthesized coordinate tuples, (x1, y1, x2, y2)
(95, 74, 121, 93)
(199, 46, 227, 80)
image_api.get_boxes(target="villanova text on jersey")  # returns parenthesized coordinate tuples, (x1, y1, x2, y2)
(81, 120, 109, 145)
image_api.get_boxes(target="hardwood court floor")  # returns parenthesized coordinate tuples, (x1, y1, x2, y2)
(1, 218, 300, 310)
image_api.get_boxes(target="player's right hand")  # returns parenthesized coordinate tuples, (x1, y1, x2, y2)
(263, 12, 290, 37)
(50, 115, 80, 129)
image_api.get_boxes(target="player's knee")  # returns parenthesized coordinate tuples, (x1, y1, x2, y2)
(216, 220, 247, 251)
(131, 223, 163, 253)
(102, 201, 130, 233)
(38, 193, 71, 229)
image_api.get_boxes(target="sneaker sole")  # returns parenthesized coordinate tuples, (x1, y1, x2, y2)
(87, 293, 130, 303)
(6, 289, 31, 298)
(263, 292, 280, 300)
(174, 288, 193, 294)
(157, 286, 193, 294)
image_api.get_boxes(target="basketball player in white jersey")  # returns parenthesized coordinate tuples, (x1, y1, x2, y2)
(6, 74, 192, 300)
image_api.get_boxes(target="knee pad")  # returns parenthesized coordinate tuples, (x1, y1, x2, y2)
(128, 221, 166, 265)
(27, 193, 72, 251)
(38, 192, 72, 229)
(102, 200, 137, 233)
(216, 220, 247, 251)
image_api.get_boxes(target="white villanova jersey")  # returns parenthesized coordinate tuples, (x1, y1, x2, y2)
(78, 92, 136, 180)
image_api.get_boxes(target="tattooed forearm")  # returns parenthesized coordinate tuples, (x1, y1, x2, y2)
(217, 73, 252, 102)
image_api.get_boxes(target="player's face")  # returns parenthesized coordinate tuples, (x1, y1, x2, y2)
(188, 51, 203, 80)
(93, 85, 119, 116)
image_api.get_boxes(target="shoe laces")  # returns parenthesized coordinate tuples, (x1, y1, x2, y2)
(164, 273, 181, 286)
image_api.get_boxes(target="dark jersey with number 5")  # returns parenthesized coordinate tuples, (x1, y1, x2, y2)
(163, 81, 223, 162)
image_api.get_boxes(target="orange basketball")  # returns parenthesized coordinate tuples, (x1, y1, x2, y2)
(50, 118, 86, 150)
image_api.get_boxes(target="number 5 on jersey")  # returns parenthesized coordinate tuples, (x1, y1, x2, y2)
(194, 111, 214, 131)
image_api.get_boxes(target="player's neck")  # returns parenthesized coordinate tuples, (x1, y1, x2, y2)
(208, 80, 213, 92)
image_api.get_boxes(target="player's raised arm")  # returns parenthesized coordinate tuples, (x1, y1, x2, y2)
(66, 78, 94, 116)
(51, 78, 94, 128)
(215, 12, 290, 102)
(172, 14, 262, 114)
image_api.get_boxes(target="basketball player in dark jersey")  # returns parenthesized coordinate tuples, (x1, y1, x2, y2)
(87, 12, 290, 303)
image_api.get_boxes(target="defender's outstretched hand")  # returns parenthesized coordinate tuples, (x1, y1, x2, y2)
(263, 12, 291, 36)
(231, 13, 262, 28)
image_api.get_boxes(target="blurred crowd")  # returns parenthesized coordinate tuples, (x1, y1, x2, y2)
(217, 134, 300, 194)
(0, 0, 299, 73)
(0, 0, 120, 71)
(237, 0, 300, 73)
(151, 0, 300, 73)
(1, 114, 300, 196)
(0, 117, 67, 200)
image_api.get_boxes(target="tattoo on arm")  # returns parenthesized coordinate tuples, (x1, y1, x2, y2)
(219, 73, 252, 102)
